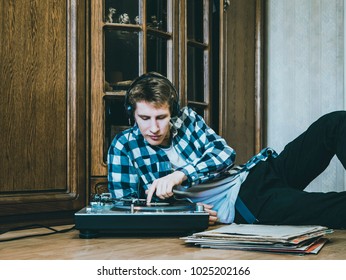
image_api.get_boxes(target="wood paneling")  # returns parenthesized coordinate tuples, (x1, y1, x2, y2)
(220, 0, 260, 164)
(90, 0, 105, 176)
(0, 0, 67, 191)
(0, 0, 87, 229)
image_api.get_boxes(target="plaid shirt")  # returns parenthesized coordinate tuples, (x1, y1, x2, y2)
(107, 107, 276, 200)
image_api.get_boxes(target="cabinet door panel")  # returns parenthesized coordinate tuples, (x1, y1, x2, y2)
(0, 1, 67, 192)
(0, 0, 86, 227)
(220, 0, 263, 164)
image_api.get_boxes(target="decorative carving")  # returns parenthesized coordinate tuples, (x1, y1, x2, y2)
(148, 15, 163, 30)
(224, 0, 231, 11)
(106, 7, 116, 23)
(118, 13, 130, 24)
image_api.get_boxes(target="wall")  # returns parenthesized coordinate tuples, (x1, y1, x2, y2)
(265, 0, 346, 192)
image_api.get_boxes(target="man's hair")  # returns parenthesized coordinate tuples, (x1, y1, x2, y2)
(125, 72, 179, 117)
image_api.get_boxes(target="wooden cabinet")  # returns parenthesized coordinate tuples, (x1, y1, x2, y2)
(90, 0, 221, 192)
(0, 0, 87, 229)
(0, 0, 263, 229)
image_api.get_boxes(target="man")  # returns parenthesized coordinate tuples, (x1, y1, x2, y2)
(108, 72, 346, 229)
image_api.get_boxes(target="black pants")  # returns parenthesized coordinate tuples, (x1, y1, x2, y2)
(234, 111, 346, 229)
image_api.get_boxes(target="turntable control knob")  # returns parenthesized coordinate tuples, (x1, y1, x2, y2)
(195, 204, 204, 212)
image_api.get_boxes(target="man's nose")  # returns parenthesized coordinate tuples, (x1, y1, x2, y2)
(149, 119, 159, 133)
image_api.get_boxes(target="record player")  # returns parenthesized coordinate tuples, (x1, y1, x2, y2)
(74, 193, 209, 238)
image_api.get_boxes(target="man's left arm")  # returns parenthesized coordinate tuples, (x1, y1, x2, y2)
(176, 111, 236, 185)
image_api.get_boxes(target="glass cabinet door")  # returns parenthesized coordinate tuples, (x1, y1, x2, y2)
(103, 0, 142, 163)
(104, 0, 140, 91)
(146, 0, 170, 75)
(91, 0, 176, 176)
(91, 0, 216, 179)
(185, 0, 211, 120)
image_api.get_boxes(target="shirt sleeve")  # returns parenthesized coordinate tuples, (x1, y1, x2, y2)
(107, 134, 139, 199)
(175, 108, 236, 185)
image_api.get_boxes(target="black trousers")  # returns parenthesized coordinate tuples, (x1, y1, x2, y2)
(234, 111, 346, 229)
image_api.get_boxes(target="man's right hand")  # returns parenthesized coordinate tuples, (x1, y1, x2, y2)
(198, 203, 218, 225)
(146, 171, 186, 205)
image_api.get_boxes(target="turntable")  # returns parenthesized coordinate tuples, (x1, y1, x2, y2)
(74, 193, 209, 238)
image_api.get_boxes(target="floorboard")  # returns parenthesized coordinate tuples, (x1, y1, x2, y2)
(1, 225, 346, 260)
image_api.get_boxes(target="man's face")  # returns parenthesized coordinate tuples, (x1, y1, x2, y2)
(134, 101, 171, 146)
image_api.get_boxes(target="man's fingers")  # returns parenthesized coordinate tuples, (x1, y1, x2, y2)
(146, 182, 174, 204)
(197, 203, 218, 225)
(156, 184, 173, 199)
(197, 203, 214, 210)
(208, 215, 218, 225)
(146, 185, 156, 205)
(204, 207, 217, 216)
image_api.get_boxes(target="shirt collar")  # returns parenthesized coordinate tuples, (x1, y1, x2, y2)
(170, 114, 183, 138)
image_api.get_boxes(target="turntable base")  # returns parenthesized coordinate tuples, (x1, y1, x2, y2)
(74, 199, 209, 238)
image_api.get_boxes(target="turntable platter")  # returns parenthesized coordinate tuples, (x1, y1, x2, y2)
(111, 200, 197, 212)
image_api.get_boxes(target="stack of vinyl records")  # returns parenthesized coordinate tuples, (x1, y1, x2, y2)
(181, 224, 333, 254)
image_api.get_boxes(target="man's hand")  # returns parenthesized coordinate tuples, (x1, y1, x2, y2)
(146, 171, 186, 205)
(199, 203, 218, 225)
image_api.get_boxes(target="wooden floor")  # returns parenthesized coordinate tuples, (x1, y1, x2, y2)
(1, 224, 346, 260)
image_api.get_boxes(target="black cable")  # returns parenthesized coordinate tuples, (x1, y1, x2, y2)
(0, 224, 76, 242)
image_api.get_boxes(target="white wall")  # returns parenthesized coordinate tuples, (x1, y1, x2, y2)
(266, 0, 346, 192)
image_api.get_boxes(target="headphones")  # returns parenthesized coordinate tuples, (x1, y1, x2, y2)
(124, 72, 180, 124)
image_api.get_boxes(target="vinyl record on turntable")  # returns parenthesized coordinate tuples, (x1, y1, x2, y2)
(111, 199, 198, 212)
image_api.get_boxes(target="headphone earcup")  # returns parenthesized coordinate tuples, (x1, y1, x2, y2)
(126, 105, 133, 123)
(124, 91, 134, 125)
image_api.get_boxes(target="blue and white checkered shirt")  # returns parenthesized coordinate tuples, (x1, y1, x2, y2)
(107, 107, 277, 206)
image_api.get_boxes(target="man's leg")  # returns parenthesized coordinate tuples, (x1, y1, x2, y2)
(236, 160, 346, 228)
(235, 111, 346, 228)
(272, 111, 346, 189)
